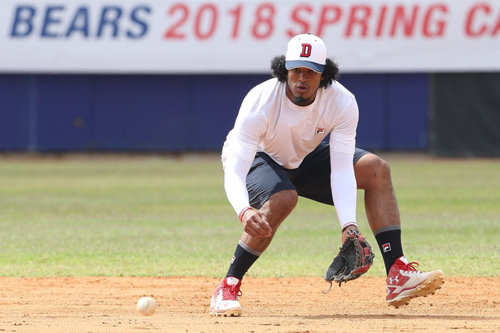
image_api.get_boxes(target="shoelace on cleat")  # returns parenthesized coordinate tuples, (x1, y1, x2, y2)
(401, 262, 420, 271)
(222, 284, 242, 300)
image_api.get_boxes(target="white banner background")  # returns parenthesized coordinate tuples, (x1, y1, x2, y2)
(0, 0, 499, 73)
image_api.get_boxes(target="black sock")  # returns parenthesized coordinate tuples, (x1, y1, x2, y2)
(374, 227, 404, 275)
(225, 241, 260, 280)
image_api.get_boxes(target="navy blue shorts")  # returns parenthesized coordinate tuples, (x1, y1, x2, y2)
(246, 142, 370, 209)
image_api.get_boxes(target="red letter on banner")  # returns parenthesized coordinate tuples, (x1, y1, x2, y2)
(345, 5, 371, 37)
(316, 5, 342, 36)
(390, 5, 419, 37)
(422, 4, 447, 37)
(465, 4, 490, 37)
(288, 4, 312, 37)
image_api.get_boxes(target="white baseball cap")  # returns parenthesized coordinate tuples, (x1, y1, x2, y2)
(285, 33, 327, 73)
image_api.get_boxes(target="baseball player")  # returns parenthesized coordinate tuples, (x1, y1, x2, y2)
(209, 33, 444, 316)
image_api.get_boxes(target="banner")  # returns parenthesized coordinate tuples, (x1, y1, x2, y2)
(0, 0, 499, 73)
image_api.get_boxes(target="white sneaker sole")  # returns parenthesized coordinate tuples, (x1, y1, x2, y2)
(387, 270, 444, 308)
(209, 307, 242, 317)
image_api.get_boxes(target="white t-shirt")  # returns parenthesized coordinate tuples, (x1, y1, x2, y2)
(222, 78, 359, 228)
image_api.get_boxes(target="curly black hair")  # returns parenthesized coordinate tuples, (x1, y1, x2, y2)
(270, 55, 339, 88)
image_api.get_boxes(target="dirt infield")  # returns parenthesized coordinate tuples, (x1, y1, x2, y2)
(0, 276, 498, 332)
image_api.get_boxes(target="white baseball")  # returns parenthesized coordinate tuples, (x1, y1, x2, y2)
(136, 296, 156, 316)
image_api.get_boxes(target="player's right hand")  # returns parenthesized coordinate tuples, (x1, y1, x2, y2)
(240, 209, 272, 238)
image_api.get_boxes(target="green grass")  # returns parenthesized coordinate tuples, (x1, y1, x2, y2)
(0, 153, 498, 277)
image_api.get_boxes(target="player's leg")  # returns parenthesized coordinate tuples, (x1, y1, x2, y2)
(239, 189, 297, 253)
(210, 153, 297, 317)
(229, 152, 298, 276)
(224, 189, 297, 286)
(353, 152, 399, 232)
(354, 151, 444, 307)
(353, 152, 403, 270)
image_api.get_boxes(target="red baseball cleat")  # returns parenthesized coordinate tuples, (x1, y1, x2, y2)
(386, 257, 444, 308)
(209, 277, 242, 317)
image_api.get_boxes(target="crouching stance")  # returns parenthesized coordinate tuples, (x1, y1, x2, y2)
(210, 34, 443, 316)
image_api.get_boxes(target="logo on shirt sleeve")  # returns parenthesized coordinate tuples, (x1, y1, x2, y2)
(315, 128, 325, 134)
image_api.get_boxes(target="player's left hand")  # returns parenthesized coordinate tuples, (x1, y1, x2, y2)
(324, 228, 375, 287)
